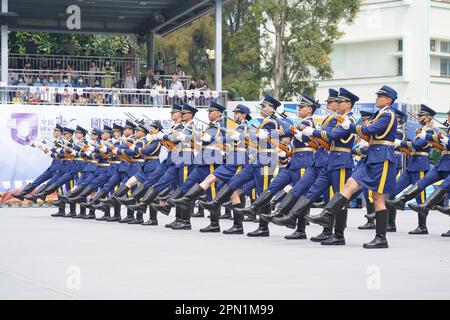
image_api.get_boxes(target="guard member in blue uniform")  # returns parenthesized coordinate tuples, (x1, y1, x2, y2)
(269, 89, 339, 242)
(386, 104, 437, 234)
(305, 85, 398, 249)
(383, 107, 408, 232)
(200, 94, 284, 237)
(233, 94, 318, 239)
(12, 124, 64, 201)
(150, 103, 198, 230)
(272, 88, 357, 245)
(354, 110, 376, 230)
(92, 120, 136, 222)
(170, 103, 251, 233)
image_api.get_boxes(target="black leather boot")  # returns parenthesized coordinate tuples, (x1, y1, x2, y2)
(128, 210, 144, 224)
(386, 184, 422, 210)
(409, 210, 429, 235)
(305, 192, 348, 228)
(198, 184, 234, 214)
(409, 188, 446, 214)
(35, 183, 59, 201)
(96, 206, 111, 221)
(151, 188, 182, 216)
(310, 226, 333, 242)
(363, 210, 389, 249)
(165, 206, 183, 228)
(261, 193, 297, 223)
(119, 209, 134, 223)
(220, 206, 233, 220)
(234, 189, 274, 219)
(100, 184, 130, 207)
(117, 184, 147, 206)
(69, 186, 94, 203)
(172, 203, 192, 230)
(82, 208, 96, 219)
(51, 203, 66, 217)
(271, 191, 288, 211)
(199, 205, 221, 233)
(64, 203, 78, 218)
(223, 203, 245, 234)
(285, 210, 307, 240)
(169, 183, 205, 209)
(106, 203, 122, 222)
(321, 209, 347, 245)
(442, 229, 450, 237)
(386, 195, 397, 232)
(271, 195, 312, 228)
(12, 183, 35, 201)
(73, 204, 87, 219)
(359, 202, 375, 230)
(437, 205, 450, 216)
(56, 186, 84, 204)
(24, 184, 47, 203)
(127, 186, 159, 211)
(155, 187, 172, 201)
(142, 206, 158, 226)
(247, 204, 270, 237)
(82, 189, 108, 210)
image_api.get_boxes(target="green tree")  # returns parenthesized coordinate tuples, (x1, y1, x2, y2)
(253, 0, 360, 100)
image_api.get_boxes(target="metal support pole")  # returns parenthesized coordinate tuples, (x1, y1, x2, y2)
(146, 31, 155, 70)
(1, 0, 8, 102)
(215, 0, 222, 92)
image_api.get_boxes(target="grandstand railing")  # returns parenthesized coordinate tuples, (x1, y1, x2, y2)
(9, 53, 140, 82)
(0, 85, 227, 108)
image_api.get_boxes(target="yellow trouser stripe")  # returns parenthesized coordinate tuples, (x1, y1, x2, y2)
(368, 189, 373, 203)
(329, 186, 334, 199)
(77, 172, 81, 178)
(420, 171, 425, 202)
(263, 166, 269, 190)
(114, 185, 118, 192)
(210, 164, 216, 199)
(300, 168, 305, 177)
(58, 187, 62, 194)
(252, 188, 256, 201)
(70, 180, 74, 189)
(236, 166, 242, 174)
(183, 166, 188, 182)
(377, 160, 389, 194)
(340, 168, 345, 192)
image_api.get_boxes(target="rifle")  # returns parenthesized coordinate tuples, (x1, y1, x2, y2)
(407, 111, 445, 152)
(142, 114, 175, 150)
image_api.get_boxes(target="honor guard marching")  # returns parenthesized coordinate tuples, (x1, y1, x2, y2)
(14, 82, 450, 250)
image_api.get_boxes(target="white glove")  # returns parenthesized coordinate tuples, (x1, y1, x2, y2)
(442, 136, 449, 146)
(99, 146, 107, 153)
(71, 150, 77, 156)
(176, 132, 186, 141)
(201, 133, 212, 143)
(230, 131, 240, 141)
(417, 131, 427, 140)
(393, 139, 402, 148)
(257, 129, 269, 139)
(156, 131, 165, 140)
(130, 144, 136, 151)
(294, 132, 303, 142)
(85, 150, 93, 157)
(88, 145, 95, 152)
(55, 148, 61, 153)
(278, 150, 287, 158)
(302, 127, 314, 136)
(357, 140, 369, 149)
(340, 117, 351, 130)
(111, 148, 118, 154)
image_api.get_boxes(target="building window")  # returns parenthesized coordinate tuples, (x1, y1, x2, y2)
(398, 39, 403, 52)
(431, 40, 436, 52)
(441, 41, 450, 53)
(441, 59, 450, 77)
(397, 57, 403, 76)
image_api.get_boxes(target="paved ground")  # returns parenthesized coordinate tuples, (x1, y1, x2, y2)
(1, 207, 450, 300)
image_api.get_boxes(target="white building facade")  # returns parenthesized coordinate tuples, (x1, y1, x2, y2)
(316, 0, 450, 114)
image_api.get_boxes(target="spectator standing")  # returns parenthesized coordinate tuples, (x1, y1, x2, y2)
(152, 78, 166, 107)
(101, 59, 115, 88)
(176, 64, 185, 77)
(195, 75, 208, 105)
(25, 36, 37, 55)
(123, 68, 137, 104)
(88, 60, 99, 87)
(169, 73, 184, 91)
(154, 51, 165, 75)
